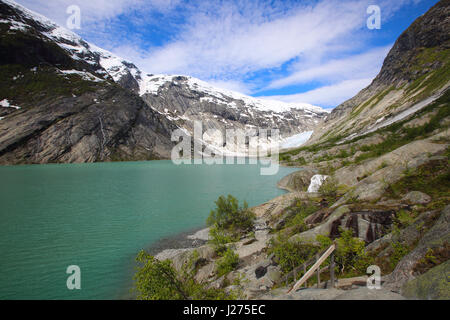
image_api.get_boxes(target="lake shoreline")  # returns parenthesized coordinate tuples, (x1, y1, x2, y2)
(148, 226, 210, 259)
(147, 167, 300, 261)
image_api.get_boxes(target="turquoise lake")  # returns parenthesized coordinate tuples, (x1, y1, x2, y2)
(0, 160, 296, 299)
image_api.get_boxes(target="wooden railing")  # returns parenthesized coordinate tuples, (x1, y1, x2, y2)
(277, 250, 323, 288)
(287, 243, 336, 293)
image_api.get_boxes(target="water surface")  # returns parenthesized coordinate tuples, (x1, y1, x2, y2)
(0, 160, 296, 299)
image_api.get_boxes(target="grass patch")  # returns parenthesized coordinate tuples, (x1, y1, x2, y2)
(387, 158, 449, 198)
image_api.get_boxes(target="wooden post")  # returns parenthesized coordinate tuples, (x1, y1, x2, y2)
(317, 267, 320, 288)
(288, 244, 336, 293)
(330, 251, 335, 288)
(316, 253, 320, 288)
(303, 265, 307, 288)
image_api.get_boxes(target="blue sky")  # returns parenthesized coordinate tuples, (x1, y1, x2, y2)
(15, 0, 440, 108)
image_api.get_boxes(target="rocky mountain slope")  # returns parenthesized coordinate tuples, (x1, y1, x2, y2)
(0, 0, 177, 163)
(0, 0, 327, 164)
(146, 1, 449, 300)
(309, 0, 449, 145)
(139, 74, 327, 154)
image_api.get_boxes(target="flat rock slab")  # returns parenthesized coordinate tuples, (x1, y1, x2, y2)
(258, 287, 405, 300)
(334, 287, 405, 300)
(259, 288, 345, 300)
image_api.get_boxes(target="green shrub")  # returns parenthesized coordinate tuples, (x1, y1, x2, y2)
(208, 225, 236, 255)
(216, 248, 239, 277)
(335, 228, 372, 275)
(394, 210, 417, 229)
(268, 236, 319, 274)
(316, 234, 333, 250)
(387, 158, 449, 199)
(391, 242, 410, 269)
(337, 149, 349, 158)
(284, 203, 319, 234)
(297, 157, 307, 165)
(134, 250, 236, 300)
(207, 195, 256, 235)
(318, 176, 338, 199)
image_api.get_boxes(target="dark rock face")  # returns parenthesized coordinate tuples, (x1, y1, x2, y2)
(0, 1, 177, 164)
(0, 86, 177, 164)
(374, 0, 450, 85)
(255, 265, 267, 279)
(328, 210, 395, 243)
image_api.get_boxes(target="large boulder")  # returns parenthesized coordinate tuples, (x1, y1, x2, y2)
(401, 191, 432, 205)
(277, 169, 316, 192)
(289, 205, 351, 243)
(402, 260, 450, 300)
(384, 205, 450, 292)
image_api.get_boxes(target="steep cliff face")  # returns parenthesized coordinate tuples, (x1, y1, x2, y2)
(310, 0, 450, 144)
(0, 0, 177, 164)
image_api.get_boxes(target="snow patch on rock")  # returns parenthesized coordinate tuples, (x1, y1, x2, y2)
(280, 131, 313, 149)
(307, 175, 329, 193)
(0, 99, 20, 110)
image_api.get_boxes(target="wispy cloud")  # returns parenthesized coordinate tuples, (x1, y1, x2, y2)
(14, 0, 179, 25)
(261, 78, 374, 107)
(13, 0, 429, 108)
(130, 0, 372, 78)
(266, 46, 391, 90)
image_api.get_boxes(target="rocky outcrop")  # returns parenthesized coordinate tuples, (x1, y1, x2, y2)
(309, 0, 450, 144)
(383, 205, 450, 292)
(0, 85, 177, 164)
(401, 191, 432, 205)
(402, 260, 450, 300)
(334, 138, 448, 188)
(290, 205, 394, 243)
(277, 169, 316, 192)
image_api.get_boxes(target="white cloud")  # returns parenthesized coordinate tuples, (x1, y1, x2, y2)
(206, 80, 253, 95)
(14, 0, 179, 26)
(12, 0, 427, 109)
(266, 45, 392, 89)
(261, 78, 374, 107)
(135, 0, 372, 78)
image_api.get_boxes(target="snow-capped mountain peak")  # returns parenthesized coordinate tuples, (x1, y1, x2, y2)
(1, 0, 328, 152)
(138, 73, 325, 114)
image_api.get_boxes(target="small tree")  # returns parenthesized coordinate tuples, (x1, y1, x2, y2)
(207, 195, 256, 236)
(216, 247, 240, 277)
(134, 251, 189, 300)
(318, 176, 338, 200)
(268, 235, 318, 274)
(134, 250, 236, 300)
(335, 228, 371, 275)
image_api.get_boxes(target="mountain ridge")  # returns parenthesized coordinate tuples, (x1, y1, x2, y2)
(309, 0, 450, 144)
(0, 0, 328, 164)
